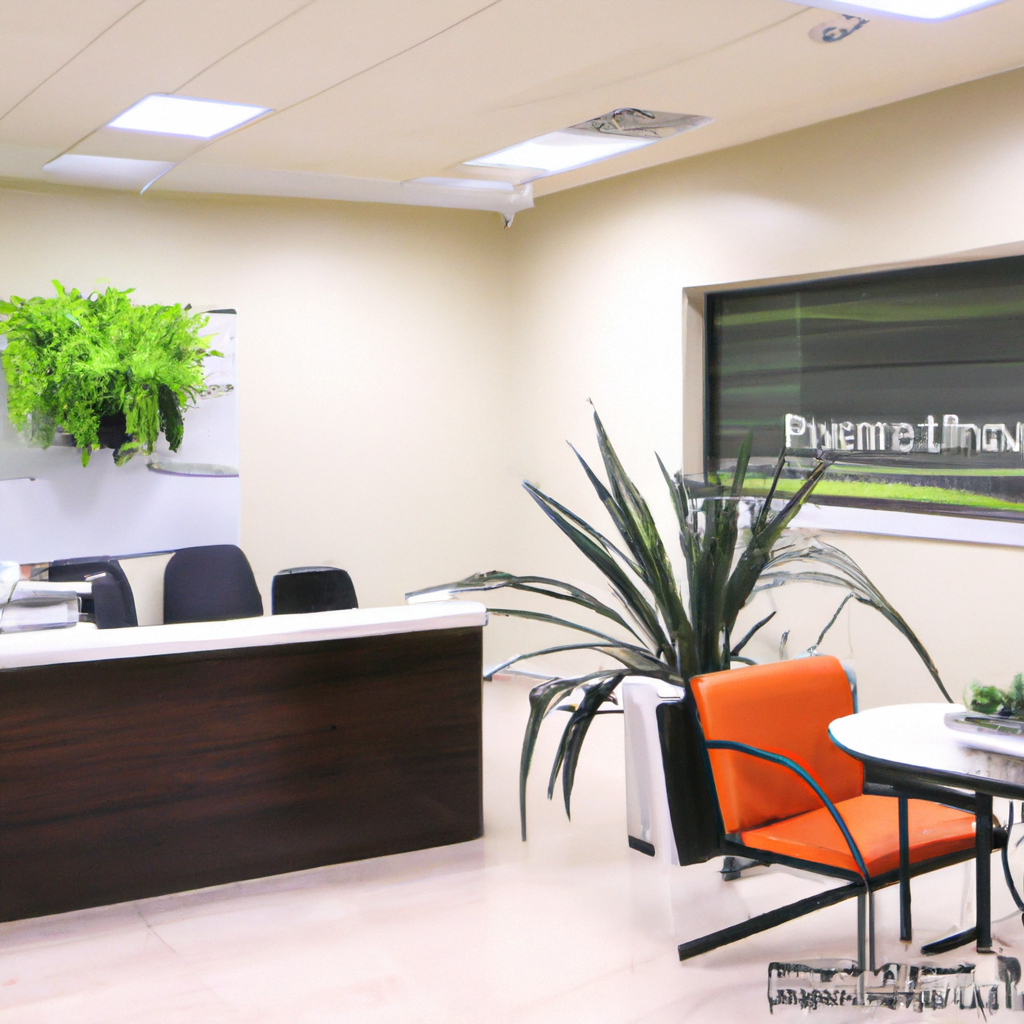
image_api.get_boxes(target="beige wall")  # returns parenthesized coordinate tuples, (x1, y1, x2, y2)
(5, 64, 1024, 702)
(0, 183, 517, 616)
(502, 65, 1024, 709)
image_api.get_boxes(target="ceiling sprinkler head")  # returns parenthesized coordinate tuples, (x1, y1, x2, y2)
(809, 14, 869, 42)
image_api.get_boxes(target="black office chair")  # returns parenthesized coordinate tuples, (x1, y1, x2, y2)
(271, 566, 358, 615)
(49, 557, 138, 629)
(163, 544, 264, 624)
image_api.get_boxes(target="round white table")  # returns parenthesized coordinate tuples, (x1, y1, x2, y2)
(830, 702, 1024, 954)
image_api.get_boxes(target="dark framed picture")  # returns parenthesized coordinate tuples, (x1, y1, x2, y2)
(705, 254, 1024, 520)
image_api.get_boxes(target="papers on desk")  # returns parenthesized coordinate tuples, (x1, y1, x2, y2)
(944, 710, 1024, 760)
(11, 580, 92, 599)
(0, 594, 79, 633)
(0, 580, 85, 633)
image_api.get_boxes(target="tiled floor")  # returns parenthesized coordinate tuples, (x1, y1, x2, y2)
(2, 678, 1022, 1022)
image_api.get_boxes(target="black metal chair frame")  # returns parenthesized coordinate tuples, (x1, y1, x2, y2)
(676, 736, 999, 968)
(49, 556, 138, 629)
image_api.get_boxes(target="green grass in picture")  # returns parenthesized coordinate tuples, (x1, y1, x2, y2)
(718, 297, 1024, 328)
(812, 464, 1024, 480)
(738, 477, 1024, 511)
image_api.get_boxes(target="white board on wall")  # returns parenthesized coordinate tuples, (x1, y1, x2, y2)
(0, 310, 240, 564)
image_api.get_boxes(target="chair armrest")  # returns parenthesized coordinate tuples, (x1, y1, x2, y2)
(705, 739, 870, 882)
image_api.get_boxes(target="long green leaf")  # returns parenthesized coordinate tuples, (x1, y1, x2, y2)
(592, 413, 682, 605)
(520, 670, 626, 840)
(546, 675, 624, 814)
(589, 413, 690, 665)
(408, 570, 645, 642)
(753, 445, 787, 535)
(730, 610, 776, 657)
(488, 643, 678, 680)
(524, 482, 670, 653)
(755, 546, 951, 702)
(690, 489, 743, 673)
(656, 452, 688, 531)
(525, 472, 642, 575)
(488, 607, 642, 646)
(730, 432, 753, 498)
(721, 456, 828, 632)
(656, 453, 699, 625)
(757, 459, 829, 548)
(806, 593, 855, 654)
(520, 678, 580, 841)
(570, 443, 644, 576)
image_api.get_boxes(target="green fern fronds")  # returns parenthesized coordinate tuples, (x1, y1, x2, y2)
(0, 281, 212, 465)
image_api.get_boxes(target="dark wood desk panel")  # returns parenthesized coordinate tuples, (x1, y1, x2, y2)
(0, 625, 482, 921)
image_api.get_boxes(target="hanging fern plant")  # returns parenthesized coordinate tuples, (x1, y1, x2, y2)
(0, 281, 214, 466)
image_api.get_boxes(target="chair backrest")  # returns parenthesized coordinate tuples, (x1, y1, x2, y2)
(689, 656, 862, 834)
(49, 557, 138, 629)
(164, 545, 263, 624)
(271, 566, 357, 615)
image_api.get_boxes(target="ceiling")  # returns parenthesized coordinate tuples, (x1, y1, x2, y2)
(0, 0, 1023, 217)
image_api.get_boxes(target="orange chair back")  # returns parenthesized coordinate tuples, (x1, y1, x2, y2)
(689, 656, 863, 834)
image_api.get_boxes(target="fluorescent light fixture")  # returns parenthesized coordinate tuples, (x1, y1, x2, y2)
(107, 94, 269, 139)
(791, 0, 1007, 19)
(400, 178, 533, 223)
(409, 177, 515, 192)
(465, 109, 711, 181)
(466, 130, 652, 178)
(42, 154, 174, 190)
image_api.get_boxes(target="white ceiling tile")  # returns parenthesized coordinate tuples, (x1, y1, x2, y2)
(187, 0, 785, 178)
(532, 0, 1024, 195)
(0, 0, 309, 151)
(0, 1, 140, 119)
(0, 0, 1023, 204)
(181, 0, 492, 110)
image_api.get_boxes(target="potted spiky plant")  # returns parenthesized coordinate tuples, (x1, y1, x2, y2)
(1, 281, 213, 466)
(409, 410, 950, 853)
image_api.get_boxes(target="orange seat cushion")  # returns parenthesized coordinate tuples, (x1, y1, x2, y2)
(690, 657, 863, 833)
(739, 794, 976, 876)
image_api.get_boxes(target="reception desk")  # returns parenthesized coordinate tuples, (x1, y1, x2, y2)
(0, 602, 486, 921)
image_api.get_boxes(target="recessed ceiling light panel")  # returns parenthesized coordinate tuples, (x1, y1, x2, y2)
(466, 130, 652, 177)
(790, 0, 1007, 20)
(465, 108, 711, 181)
(42, 154, 174, 190)
(107, 95, 270, 139)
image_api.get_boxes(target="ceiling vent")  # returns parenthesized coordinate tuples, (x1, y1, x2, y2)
(463, 108, 712, 182)
(570, 109, 712, 140)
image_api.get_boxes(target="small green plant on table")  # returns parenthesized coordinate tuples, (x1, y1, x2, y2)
(967, 674, 1024, 719)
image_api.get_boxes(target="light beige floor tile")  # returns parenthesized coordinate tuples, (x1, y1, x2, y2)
(1, 677, 1021, 1023)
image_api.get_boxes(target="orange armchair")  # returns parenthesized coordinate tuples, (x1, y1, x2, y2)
(677, 656, 982, 966)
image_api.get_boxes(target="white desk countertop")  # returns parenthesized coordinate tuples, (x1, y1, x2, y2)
(0, 600, 487, 670)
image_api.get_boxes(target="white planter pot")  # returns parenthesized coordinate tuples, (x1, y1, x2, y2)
(622, 676, 687, 866)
